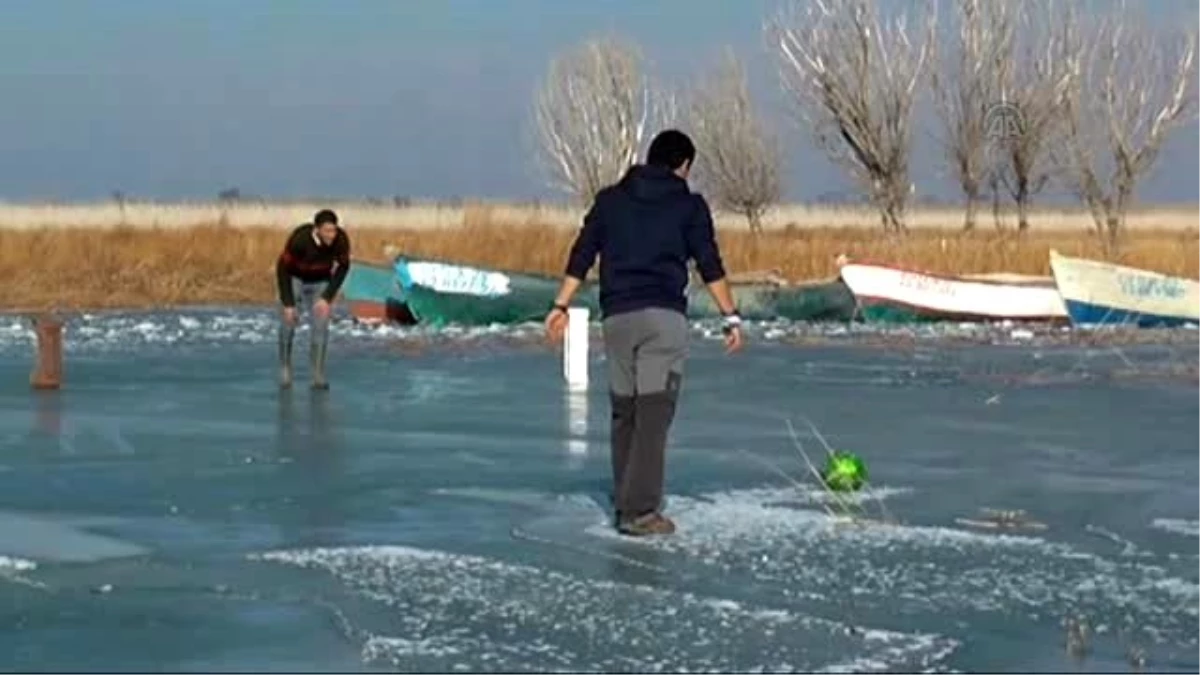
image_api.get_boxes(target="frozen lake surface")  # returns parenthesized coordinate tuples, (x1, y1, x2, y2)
(0, 308, 1196, 672)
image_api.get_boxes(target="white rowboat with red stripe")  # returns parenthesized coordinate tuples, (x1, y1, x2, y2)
(837, 260, 1069, 322)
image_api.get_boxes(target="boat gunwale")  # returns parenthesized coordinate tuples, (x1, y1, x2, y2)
(838, 259, 1058, 288)
(389, 252, 567, 284)
(1048, 248, 1200, 284)
(347, 256, 397, 270)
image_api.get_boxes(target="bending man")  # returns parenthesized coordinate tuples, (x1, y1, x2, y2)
(276, 208, 351, 390)
(544, 129, 744, 537)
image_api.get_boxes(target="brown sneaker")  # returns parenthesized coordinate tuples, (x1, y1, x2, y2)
(617, 511, 676, 536)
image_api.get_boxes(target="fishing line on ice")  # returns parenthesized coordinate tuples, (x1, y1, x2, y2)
(736, 411, 897, 525)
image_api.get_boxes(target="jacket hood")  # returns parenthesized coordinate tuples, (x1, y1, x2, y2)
(618, 164, 690, 202)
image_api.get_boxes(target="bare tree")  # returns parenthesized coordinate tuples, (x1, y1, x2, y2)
(686, 49, 783, 233)
(771, 0, 934, 233)
(929, 0, 1017, 231)
(988, 0, 1075, 231)
(533, 36, 667, 206)
(1053, 3, 1197, 246)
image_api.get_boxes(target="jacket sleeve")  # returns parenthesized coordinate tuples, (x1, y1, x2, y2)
(684, 195, 726, 283)
(322, 233, 351, 301)
(276, 228, 302, 306)
(564, 200, 603, 280)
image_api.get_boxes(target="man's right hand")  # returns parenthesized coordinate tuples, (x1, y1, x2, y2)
(707, 278, 744, 354)
(282, 306, 298, 326)
(543, 306, 568, 345)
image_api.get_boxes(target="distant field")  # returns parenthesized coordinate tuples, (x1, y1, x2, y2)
(0, 199, 1195, 233)
(0, 203, 1194, 311)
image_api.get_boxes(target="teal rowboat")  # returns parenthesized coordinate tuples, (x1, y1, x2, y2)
(393, 255, 601, 326)
(339, 259, 416, 325)
(773, 277, 857, 321)
(685, 277, 855, 321)
(349, 254, 858, 326)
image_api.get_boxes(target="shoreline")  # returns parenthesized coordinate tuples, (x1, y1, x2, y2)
(0, 223, 1194, 313)
(3, 305, 1195, 362)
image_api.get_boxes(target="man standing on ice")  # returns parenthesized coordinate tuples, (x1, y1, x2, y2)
(276, 208, 351, 390)
(544, 129, 744, 537)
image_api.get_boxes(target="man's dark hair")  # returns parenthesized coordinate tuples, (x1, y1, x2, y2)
(646, 129, 696, 170)
(314, 209, 339, 227)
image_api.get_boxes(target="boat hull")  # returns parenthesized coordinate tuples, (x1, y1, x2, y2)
(1061, 300, 1196, 328)
(687, 283, 778, 320)
(774, 279, 857, 321)
(341, 259, 417, 325)
(394, 256, 600, 326)
(1049, 249, 1200, 327)
(688, 279, 854, 321)
(840, 262, 1068, 323)
(367, 255, 857, 325)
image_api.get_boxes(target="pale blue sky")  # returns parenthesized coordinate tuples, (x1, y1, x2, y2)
(1, 0, 1196, 204)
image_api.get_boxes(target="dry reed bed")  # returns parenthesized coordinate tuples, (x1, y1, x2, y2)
(0, 218, 1194, 312)
(0, 200, 1195, 232)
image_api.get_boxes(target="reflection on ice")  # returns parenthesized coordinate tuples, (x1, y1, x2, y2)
(0, 511, 147, 563)
(563, 389, 588, 466)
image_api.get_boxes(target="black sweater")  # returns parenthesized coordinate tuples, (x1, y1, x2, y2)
(275, 223, 351, 306)
(564, 164, 727, 319)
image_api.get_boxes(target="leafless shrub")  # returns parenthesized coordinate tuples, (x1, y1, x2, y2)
(532, 36, 669, 205)
(989, 0, 1077, 231)
(686, 49, 784, 233)
(929, 0, 1017, 231)
(770, 0, 935, 233)
(1053, 3, 1198, 247)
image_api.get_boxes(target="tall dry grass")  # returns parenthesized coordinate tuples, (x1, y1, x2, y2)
(0, 206, 1194, 312)
(0, 199, 1195, 232)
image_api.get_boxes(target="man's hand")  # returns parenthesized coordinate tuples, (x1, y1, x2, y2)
(721, 313, 744, 354)
(544, 306, 568, 345)
(545, 276, 582, 346)
(314, 298, 331, 320)
(723, 324, 744, 354)
(282, 305, 298, 326)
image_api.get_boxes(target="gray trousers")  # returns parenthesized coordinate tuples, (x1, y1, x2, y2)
(602, 307, 689, 520)
(279, 278, 331, 382)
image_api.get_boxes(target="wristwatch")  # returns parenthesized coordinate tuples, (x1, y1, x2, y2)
(551, 302, 569, 313)
(721, 310, 742, 334)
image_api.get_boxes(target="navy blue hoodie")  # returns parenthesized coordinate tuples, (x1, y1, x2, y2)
(564, 164, 727, 319)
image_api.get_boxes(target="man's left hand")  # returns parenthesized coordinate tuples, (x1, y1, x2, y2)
(314, 298, 331, 320)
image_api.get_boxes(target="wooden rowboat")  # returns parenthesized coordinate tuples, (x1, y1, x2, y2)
(838, 260, 1068, 323)
(1048, 249, 1199, 328)
(687, 269, 856, 322)
(339, 259, 416, 325)
(393, 254, 601, 326)
(347, 254, 857, 326)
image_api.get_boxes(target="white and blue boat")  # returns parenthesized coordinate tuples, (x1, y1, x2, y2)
(1048, 249, 1199, 328)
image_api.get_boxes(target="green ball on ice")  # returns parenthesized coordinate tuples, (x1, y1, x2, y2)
(821, 451, 867, 492)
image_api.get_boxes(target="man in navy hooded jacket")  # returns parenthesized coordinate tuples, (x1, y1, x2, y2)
(544, 129, 744, 536)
